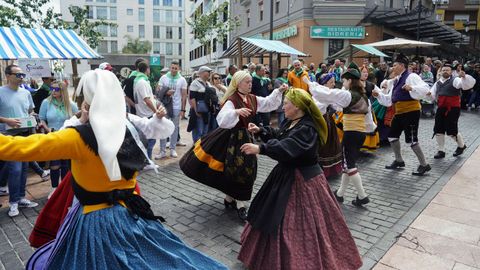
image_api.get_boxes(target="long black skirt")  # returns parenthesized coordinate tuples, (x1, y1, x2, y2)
(179, 128, 257, 201)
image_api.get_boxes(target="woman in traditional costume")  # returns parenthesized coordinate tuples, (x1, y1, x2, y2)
(359, 65, 381, 153)
(238, 88, 362, 270)
(305, 66, 376, 206)
(316, 73, 343, 178)
(180, 70, 287, 221)
(0, 70, 228, 270)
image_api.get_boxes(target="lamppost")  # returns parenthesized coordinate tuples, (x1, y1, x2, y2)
(269, 0, 274, 80)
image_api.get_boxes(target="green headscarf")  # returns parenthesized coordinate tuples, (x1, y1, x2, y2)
(285, 88, 327, 146)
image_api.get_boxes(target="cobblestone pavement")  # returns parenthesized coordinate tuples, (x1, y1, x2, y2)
(1, 111, 480, 270)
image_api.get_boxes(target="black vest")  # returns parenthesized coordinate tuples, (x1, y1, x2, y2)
(437, 78, 461, 97)
(344, 90, 369, 115)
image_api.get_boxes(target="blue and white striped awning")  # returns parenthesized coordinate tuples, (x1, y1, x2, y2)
(0, 27, 102, 60)
(221, 37, 309, 58)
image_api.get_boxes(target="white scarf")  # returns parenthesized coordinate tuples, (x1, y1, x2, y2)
(76, 70, 126, 181)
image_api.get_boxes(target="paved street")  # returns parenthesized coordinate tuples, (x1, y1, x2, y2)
(1, 111, 480, 270)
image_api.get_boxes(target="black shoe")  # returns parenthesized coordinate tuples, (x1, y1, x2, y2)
(434, 151, 446, 159)
(237, 207, 247, 221)
(453, 145, 467, 157)
(412, 164, 432, 176)
(224, 199, 237, 210)
(334, 190, 344, 203)
(352, 196, 370, 207)
(385, 160, 405, 169)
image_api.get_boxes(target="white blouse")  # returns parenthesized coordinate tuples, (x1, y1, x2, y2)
(374, 72, 430, 107)
(427, 75, 476, 101)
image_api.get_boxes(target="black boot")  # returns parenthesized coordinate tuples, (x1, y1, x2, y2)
(352, 196, 370, 207)
(385, 160, 406, 169)
(453, 145, 467, 157)
(334, 190, 344, 203)
(237, 207, 247, 221)
(412, 164, 432, 176)
(223, 199, 237, 210)
(434, 151, 446, 159)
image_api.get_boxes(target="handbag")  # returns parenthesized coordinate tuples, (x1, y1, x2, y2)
(196, 100, 209, 113)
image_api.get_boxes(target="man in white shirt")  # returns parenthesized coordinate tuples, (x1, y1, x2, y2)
(155, 61, 187, 159)
(133, 62, 158, 168)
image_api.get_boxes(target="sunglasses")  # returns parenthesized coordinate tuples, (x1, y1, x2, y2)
(8, 73, 26, 79)
(50, 87, 61, 92)
(213, 77, 220, 80)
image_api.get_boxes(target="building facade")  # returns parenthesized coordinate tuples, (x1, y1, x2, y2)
(60, 0, 189, 72)
(187, 0, 232, 74)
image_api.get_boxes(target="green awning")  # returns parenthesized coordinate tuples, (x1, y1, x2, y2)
(351, 44, 388, 57)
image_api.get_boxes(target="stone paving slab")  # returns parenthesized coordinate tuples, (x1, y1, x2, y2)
(1, 112, 480, 269)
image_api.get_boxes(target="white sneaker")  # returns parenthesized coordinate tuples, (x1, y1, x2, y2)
(0, 187, 8, 196)
(143, 164, 159, 171)
(170, 150, 178, 158)
(176, 141, 187, 147)
(41, 169, 50, 181)
(8, 203, 19, 217)
(18, 198, 38, 208)
(155, 152, 167, 160)
(47, 188, 57, 199)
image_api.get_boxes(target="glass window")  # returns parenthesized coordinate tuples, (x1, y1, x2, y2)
(153, 26, 160, 39)
(165, 59, 172, 67)
(275, 0, 280, 14)
(139, 0, 144, 4)
(165, 10, 172, 23)
(212, 38, 217, 53)
(178, 43, 182, 55)
(163, 0, 172, 6)
(96, 7, 108, 19)
(178, 0, 183, 7)
(139, 25, 145, 38)
(86, 0, 92, 2)
(127, 25, 134, 32)
(328, 39, 344, 56)
(153, 9, 160, 22)
(246, 10, 250, 27)
(110, 0, 116, 3)
(97, 25, 108, 36)
(166, 26, 173, 39)
(139, 8, 145, 21)
(166, 43, 172, 55)
(110, 25, 117, 37)
(110, 7, 117, 20)
(153, 0, 160, 5)
(127, 9, 133, 15)
(96, 0, 106, 2)
(87, 6, 94, 19)
(153, 42, 161, 54)
(110, 41, 117, 53)
(178, 11, 183, 23)
(178, 27, 183, 39)
(97, 41, 108, 53)
(259, 3, 263, 21)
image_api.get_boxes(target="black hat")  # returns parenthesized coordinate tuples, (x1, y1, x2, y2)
(394, 54, 409, 66)
(341, 62, 361, 80)
(443, 63, 453, 69)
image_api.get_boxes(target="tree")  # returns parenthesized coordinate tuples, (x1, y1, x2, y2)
(187, 1, 240, 64)
(0, 0, 65, 28)
(122, 35, 152, 54)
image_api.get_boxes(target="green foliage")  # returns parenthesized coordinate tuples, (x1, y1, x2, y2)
(122, 35, 152, 54)
(68, 6, 116, 48)
(187, 1, 240, 62)
(0, 0, 66, 28)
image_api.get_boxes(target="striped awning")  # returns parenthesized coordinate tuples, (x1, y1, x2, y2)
(0, 27, 102, 60)
(221, 37, 309, 58)
(351, 44, 388, 57)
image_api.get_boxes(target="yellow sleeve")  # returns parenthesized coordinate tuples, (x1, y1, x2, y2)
(0, 128, 84, 162)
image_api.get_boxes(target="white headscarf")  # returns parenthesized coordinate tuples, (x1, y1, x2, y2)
(76, 70, 126, 181)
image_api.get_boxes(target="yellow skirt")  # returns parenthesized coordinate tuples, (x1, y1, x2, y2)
(334, 111, 380, 153)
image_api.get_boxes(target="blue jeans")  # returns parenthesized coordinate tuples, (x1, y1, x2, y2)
(29, 162, 44, 176)
(6, 161, 28, 203)
(192, 114, 209, 143)
(160, 109, 180, 153)
(147, 139, 156, 159)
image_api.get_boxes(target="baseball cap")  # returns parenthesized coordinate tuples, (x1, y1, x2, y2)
(198, 66, 212, 73)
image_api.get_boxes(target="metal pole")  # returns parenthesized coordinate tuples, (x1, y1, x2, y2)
(269, 0, 274, 80)
(416, 0, 421, 57)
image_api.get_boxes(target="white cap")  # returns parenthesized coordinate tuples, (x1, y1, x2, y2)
(198, 66, 212, 73)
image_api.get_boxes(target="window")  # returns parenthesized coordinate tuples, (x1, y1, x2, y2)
(178, 0, 183, 7)
(178, 27, 183, 39)
(97, 0, 106, 2)
(275, 0, 280, 14)
(139, 25, 145, 38)
(139, 8, 145, 21)
(179, 59, 182, 68)
(127, 25, 134, 32)
(212, 38, 217, 53)
(110, 26, 117, 37)
(138, 0, 144, 4)
(96, 7, 108, 19)
(165, 59, 172, 67)
(222, 36, 228, 51)
(97, 41, 108, 53)
(87, 6, 94, 19)
(246, 9, 250, 27)
(110, 0, 116, 3)
(163, 0, 172, 6)
(127, 8, 133, 15)
(86, 0, 92, 2)
(166, 10, 172, 23)
(454, 14, 470, 22)
(328, 39, 344, 56)
(223, 5, 228, 22)
(110, 7, 117, 20)
(153, 10, 160, 22)
(153, 42, 161, 54)
(259, 3, 263, 21)
(97, 25, 108, 36)
(178, 11, 183, 23)
(153, 0, 160, 5)
(166, 43, 172, 55)
(178, 43, 182, 55)
(166, 26, 173, 39)
(153, 26, 160, 38)
(110, 41, 117, 53)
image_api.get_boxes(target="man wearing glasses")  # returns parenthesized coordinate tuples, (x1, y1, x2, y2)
(0, 65, 38, 217)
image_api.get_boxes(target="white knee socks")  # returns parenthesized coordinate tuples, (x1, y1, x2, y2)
(336, 173, 350, 197)
(436, 134, 445, 152)
(349, 172, 367, 199)
(451, 133, 465, 148)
